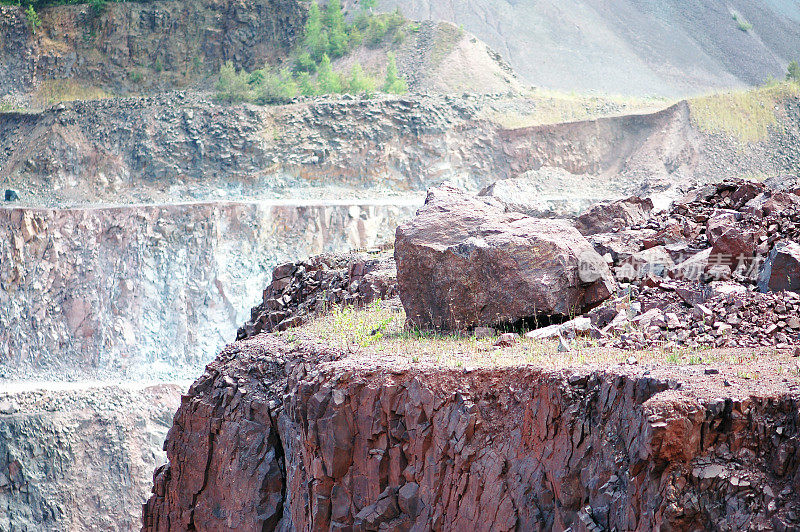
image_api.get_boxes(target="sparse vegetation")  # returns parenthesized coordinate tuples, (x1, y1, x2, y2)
(33, 79, 111, 106)
(24, 4, 40, 34)
(291, 304, 790, 370)
(732, 12, 753, 32)
(689, 82, 800, 143)
(479, 88, 669, 129)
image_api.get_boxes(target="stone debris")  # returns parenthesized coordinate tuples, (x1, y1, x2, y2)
(238, 250, 398, 340)
(582, 179, 800, 349)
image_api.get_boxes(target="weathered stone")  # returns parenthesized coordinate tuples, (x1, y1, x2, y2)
(758, 242, 800, 293)
(574, 196, 654, 236)
(395, 186, 616, 330)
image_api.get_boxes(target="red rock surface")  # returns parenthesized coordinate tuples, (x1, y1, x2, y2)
(394, 186, 616, 330)
(142, 336, 800, 531)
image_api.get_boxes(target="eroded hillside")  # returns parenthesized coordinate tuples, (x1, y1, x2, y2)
(376, 0, 800, 96)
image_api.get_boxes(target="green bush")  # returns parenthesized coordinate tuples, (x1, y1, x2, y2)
(294, 51, 317, 73)
(24, 4, 41, 34)
(254, 68, 299, 104)
(382, 52, 407, 94)
(215, 61, 251, 102)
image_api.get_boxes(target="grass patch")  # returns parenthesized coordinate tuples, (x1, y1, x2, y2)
(285, 304, 762, 371)
(688, 82, 800, 143)
(33, 79, 112, 106)
(479, 88, 670, 129)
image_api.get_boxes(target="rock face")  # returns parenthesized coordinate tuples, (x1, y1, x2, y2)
(143, 335, 800, 531)
(759, 241, 800, 293)
(0, 201, 412, 380)
(394, 186, 616, 330)
(0, 0, 304, 95)
(1, 383, 180, 531)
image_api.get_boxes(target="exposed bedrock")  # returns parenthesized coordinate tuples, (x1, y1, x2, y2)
(0, 200, 414, 378)
(0, 383, 181, 532)
(4, 94, 800, 208)
(143, 337, 800, 531)
(0, 0, 304, 95)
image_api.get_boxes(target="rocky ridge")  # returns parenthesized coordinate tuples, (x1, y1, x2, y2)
(143, 334, 800, 531)
(3, 92, 800, 209)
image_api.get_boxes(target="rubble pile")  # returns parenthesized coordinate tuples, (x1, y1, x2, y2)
(237, 250, 397, 340)
(583, 179, 800, 350)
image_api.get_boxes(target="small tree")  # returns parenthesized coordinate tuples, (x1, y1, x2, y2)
(383, 52, 407, 94)
(788, 60, 800, 83)
(296, 71, 318, 96)
(324, 0, 349, 58)
(347, 63, 376, 95)
(304, 1, 329, 61)
(317, 53, 342, 93)
(24, 4, 41, 35)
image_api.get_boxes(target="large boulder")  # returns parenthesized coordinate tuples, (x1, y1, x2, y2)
(759, 242, 800, 293)
(574, 196, 654, 236)
(394, 186, 617, 330)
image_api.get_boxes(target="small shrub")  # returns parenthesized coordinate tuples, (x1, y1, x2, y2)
(215, 61, 251, 102)
(154, 57, 164, 73)
(296, 71, 317, 96)
(383, 52, 407, 94)
(787, 60, 800, 83)
(129, 70, 143, 83)
(24, 4, 41, 35)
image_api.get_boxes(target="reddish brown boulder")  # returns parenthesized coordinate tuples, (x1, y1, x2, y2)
(759, 242, 800, 293)
(574, 196, 654, 236)
(394, 186, 616, 330)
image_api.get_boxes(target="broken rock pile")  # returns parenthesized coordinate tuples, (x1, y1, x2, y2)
(582, 179, 800, 350)
(237, 250, 397, 340)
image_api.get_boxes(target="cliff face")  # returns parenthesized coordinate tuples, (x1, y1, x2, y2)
(143, 335, 800, 531)
(4, 93, 800, 209)
(0, 201, 414, 379)
(0, 383, 181, 532)
(0, 0, 304, 96)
